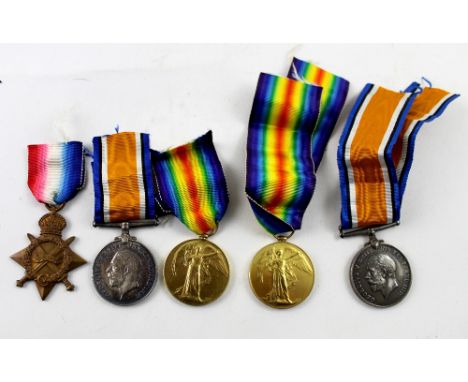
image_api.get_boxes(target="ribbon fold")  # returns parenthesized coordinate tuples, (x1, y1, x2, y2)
(28, 141, 85, 206)
(152, 131, 229, 236)
(246, 58, 350, 235)
(338, 82, 459, 230)
(92, 132, 157, 224)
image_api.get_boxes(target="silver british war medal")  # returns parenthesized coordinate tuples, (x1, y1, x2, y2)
(337, 81, 459, 307)
(91, 132, 160, 305)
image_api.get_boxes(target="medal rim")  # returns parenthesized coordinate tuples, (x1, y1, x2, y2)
(164, 238, 230, 307)
(92, 238, 157, 306)
(249, 241, 315, 309)
(349, 242, 412, 308)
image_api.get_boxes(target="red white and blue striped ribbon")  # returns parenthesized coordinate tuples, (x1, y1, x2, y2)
(28, 141, 85, 206)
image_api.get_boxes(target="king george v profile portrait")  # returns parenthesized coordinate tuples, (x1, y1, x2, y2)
(105, 249, 142, 300)
(365, 253, 399, 299)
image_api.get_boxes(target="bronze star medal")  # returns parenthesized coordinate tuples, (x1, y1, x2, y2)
(11, 204, 86, 300)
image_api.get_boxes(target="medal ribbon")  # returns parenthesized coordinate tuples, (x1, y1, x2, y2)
(28, 141, 85, 206)
(92, 132, 157, 224)
(246, 59, 349, 236)
(338, 82, 459, 230)
(288, 57, 350, 169)
(152, 131, 229, 236)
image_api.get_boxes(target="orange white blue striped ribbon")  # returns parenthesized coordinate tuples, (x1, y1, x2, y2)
(92, 132, 157, 224)
(338, 82, 459, 230)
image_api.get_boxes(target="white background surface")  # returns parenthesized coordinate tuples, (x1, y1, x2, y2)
(0, 44, 466, 338)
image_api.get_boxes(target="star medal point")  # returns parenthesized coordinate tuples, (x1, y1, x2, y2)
(12, 142, 87, 300)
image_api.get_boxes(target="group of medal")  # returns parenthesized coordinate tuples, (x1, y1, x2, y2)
(12, 57, 459, 309)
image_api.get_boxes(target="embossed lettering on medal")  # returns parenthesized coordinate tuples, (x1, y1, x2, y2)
(337, 81, 459, 307)
(349, 233, 411, 307)
(91, 132, 159, 306)
(93, 223, 156, 305)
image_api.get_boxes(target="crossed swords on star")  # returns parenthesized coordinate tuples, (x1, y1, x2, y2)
(16, 234, 75, 291)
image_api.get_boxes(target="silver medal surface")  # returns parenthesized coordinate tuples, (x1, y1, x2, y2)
(93, 235, 156, 306)
(350, 242, 411, 308)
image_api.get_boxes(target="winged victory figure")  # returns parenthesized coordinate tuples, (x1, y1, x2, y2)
(256, 245, 313, 305)
(171, 243, 229, 304)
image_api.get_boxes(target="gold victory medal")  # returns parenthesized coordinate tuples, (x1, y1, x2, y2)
(164, 238, 229, 306)
(249, 239, 314, 308)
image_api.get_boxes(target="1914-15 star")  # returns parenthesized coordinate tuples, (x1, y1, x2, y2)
(11, 210, 86, 300)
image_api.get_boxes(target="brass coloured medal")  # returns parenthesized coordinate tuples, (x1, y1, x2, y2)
(164, 238, 229, 306)
(11, 204, 86, 300)
(249, 239, 314, 309)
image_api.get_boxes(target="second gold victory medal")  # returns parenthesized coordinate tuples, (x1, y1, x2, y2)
(245, 58, 349, 308)
(153, 131, 230, 306)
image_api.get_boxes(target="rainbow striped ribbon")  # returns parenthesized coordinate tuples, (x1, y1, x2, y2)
(288, 57, 350, 169)
(246, 59, 349, 236)
(246, 72, 322, 235)
(338, 82, 459, 231)
(92, 132, 157, 224)
(28, 142, 85, 205)
(152, 131, 229, 236)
